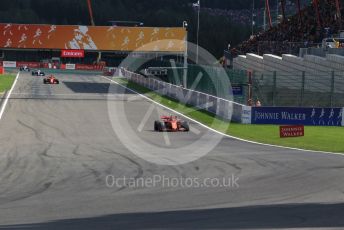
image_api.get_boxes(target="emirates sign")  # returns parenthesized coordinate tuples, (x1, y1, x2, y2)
(61, 50, 85, 58)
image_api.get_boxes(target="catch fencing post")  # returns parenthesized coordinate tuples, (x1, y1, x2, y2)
(247, 70, 253, 104)
(205, 95, 210, 111)
(272, 71, 277, 106)
(330, 71, 335, 107)
(300, 71, 305, 106)
(216, 98, 220, 115)
(196, 92, 200, 108)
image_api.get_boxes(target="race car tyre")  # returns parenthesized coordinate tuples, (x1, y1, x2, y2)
(181, 121, 190, 132)
(158, 122, 166, 132)
(154, 121, 160, 131)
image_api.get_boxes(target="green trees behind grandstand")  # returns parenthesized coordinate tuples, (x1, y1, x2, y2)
(0, 0, 251, 58)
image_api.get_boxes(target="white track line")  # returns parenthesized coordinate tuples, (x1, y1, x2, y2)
(0, 72, 20, 120)
(102, 76, 344, 157)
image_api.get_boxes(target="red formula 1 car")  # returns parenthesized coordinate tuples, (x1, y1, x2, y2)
(154, 116, 190, 132)
(43, 75, 60, 84)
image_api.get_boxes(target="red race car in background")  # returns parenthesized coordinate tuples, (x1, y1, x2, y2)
(43, 75, 60, 84)
(154, 116, 190, 132)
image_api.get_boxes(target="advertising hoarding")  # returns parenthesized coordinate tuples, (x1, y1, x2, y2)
(251, 107, 343, 126)
(61, 50, 85, 58)
(0, 23, 186, 52)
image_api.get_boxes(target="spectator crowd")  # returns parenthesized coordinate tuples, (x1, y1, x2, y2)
(203, 7, 252, 25)
(235, 0, 342, 56)
(202, 0, 308, 27)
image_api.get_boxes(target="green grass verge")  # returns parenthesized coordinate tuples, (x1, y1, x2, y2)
(229, 124, 344, 153)
(0, 74, 16, 93)
(115, 78, 344, 153)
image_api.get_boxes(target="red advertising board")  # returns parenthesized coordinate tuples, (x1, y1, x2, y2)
(75, 64, 104, 71)
(280, 125, 305, 138)
(17, 62, 40, 68)
(61, 50, 85, 58)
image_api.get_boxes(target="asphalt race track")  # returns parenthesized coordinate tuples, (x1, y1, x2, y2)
(0, 72, 344, 229)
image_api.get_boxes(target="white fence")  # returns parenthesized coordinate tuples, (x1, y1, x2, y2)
(119, 68, 245, 123)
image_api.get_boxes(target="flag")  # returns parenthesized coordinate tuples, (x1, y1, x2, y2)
(193, 0, 200, 8)
(313, 0, 322, 27)
(335, 0, 341, 21)
(265, 0, 272, 28)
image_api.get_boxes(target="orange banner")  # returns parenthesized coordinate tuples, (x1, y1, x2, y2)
(0, 23, 186, 52)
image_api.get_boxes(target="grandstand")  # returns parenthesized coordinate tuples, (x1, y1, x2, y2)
(235, 0, 342, 56)
(231, 0, 344, 107)
(234, 53, 344, 73)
